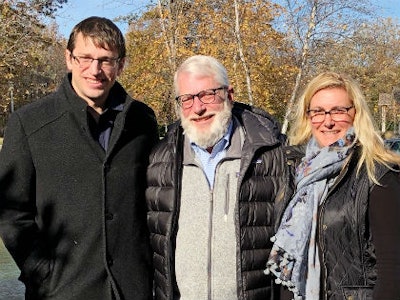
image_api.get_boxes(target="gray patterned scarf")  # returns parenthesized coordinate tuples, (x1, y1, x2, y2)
(265, 128, 356, 299)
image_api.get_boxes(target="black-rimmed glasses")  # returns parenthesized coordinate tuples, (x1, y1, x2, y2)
(307, 105, 355, 123)
(175, 86, 228, 109)
(70, 54, 120, 70)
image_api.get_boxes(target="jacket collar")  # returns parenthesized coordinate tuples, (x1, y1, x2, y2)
(232, 102, 283, 148)
(56, 73, 133, 157)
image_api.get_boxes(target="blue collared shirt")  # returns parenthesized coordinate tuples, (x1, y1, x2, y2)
(190, 121, 233, 187)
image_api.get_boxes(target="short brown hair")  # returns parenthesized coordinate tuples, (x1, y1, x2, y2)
(66, 16, 126, 59)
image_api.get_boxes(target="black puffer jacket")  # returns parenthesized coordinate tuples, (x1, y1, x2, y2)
(146, 102, 294, 300)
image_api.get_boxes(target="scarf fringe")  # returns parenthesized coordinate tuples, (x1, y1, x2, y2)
(264, 242, 304, 300)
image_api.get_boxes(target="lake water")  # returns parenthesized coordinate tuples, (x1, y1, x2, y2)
(0, 239, 25, 299)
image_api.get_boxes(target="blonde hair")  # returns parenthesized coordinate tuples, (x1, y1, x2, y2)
(289, 71, 400, 183)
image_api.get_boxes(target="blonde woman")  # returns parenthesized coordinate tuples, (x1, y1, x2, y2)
(266, 72, 400, 299)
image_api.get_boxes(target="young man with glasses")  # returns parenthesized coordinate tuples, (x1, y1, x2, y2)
(146, 55, 294, 299)
(0, 17, 158, 300)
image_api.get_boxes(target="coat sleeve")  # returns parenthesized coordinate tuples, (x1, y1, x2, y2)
(0, 112, 39, 270)
(369, 170, 400, 299)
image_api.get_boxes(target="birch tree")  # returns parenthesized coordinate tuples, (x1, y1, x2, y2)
(122, 0, 293, 126)
(278, 0, 374, 134)
(233, 0, 253, 105)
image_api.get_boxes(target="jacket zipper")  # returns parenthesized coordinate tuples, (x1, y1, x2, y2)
(207, 164, 231, 299)
(208, 189, 214, 300)
(169, 127, 184, 299)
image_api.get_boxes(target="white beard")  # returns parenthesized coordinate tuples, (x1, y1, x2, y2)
(181, 101, 233, 149)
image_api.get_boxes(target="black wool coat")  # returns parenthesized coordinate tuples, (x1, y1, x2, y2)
(0, 74, 158, 300)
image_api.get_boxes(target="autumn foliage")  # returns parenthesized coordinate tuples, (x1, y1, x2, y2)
(1, 0, 399, 135)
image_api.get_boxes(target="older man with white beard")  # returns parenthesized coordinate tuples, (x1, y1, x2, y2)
(146, 55, 294, 300)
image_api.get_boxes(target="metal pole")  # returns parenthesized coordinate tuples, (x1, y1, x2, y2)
(381, 105, 386, 133)
(9, 81, 14, 113)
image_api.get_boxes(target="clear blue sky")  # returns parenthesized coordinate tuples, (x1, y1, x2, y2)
(54, 0, 400, 38)
(54, 0, 153, 37)
(379, 0, 400, 18)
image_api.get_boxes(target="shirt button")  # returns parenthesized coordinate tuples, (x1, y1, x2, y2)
(105, 212, 114, 220)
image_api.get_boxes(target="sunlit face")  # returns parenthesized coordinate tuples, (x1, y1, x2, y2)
(65, 33, 124, 107)
(177, 72, 234, 149)
(308, 87, 355, 147)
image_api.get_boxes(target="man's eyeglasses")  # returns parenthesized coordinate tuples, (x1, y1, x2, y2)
(175, 86, 228, 109)
(70, 54, 120, 70)
(307, 105, 355, 123)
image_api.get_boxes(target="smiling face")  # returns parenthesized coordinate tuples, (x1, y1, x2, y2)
(309, 87, 355, 147)
(65, 33, 124, 109)
(177, 72, 234, 149)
